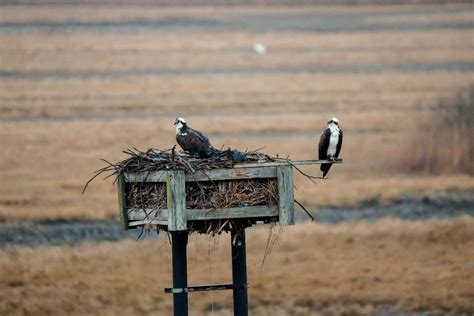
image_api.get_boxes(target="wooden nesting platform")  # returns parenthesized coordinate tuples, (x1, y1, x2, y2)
(117, 159, 341, 231)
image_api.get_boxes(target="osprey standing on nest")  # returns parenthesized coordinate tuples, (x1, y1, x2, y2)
(174, 117, 217, 158)
(318, 118, 343, 178)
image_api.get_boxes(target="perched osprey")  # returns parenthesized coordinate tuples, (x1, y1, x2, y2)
(174, 117, 217, 158)
(318, 118, 343, 178)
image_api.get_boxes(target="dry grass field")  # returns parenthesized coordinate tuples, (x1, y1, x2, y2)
(1, 3, 474, 315)
(1, 4, 474, 221)
(1, 218, 474, 315)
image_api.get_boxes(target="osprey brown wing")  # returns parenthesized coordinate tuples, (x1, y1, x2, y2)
(318, 128, 332, 177)
(335, 129, 343, 158)
(176, 128, 215, 158)
(318, 128, 330, 160)
(191, 128, 210, 144)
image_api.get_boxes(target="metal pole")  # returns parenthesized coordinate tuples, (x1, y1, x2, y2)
(231, 229, 248, 316)
(172, 231, 188, 316)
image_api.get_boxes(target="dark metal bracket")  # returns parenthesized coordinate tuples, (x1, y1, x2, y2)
(165, 283, 249, 294)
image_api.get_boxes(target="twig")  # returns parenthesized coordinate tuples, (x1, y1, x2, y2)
(294, 199, 315, 222)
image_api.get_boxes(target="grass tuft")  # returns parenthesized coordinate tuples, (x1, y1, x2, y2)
(408, 84, 474, 175)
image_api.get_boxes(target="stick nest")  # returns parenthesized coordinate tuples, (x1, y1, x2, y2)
(94, 147, 277, 177)
(86, 147, 285, 235)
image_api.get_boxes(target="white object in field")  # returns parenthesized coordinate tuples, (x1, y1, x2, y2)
(253, 43, 266, 54)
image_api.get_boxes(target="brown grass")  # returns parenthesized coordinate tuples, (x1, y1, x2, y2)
(405, 85, 474, 175)
(0, 4, 470, 24)
(1, 116, 474, 221)
(1, 218, 473, 315)
(0, 4, 474, 222)
(0, 5, 473, 316)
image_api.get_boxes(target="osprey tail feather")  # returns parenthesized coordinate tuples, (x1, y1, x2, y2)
(320, 163, 332, 178)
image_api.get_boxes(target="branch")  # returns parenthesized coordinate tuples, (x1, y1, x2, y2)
(294, 199, 315, 222)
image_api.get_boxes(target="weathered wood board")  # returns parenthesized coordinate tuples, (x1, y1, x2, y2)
(127, 205, 279, 227)
(167, 171, 187, 231)
(123, 166, 277, 183)
(277, 165, 294, 226)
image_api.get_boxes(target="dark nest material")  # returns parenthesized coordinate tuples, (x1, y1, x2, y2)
(90, 147, 277, 178)
(187, 179, 278, 209)
(126, 179, 278, 235)
(127, 179, 278, 210)
(84, 147, 288, 235)
(127, 182, 167, 210)
(84, 146, 280, 192)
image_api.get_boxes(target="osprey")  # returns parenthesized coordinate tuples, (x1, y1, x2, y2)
(318, 118, 343, 178)
(174, 117, 217, 158)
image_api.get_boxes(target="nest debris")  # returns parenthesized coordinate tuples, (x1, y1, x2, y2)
(187, 179, 278, 209)
(84, 147, 286, 235)
(128, 179, 278, 210)
(84, 147, 315, 235)
(88, 147, 277, 181)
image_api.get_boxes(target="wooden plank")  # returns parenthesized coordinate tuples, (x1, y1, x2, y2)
(277, 165, 295, 226)
(127, 205, 278, 222)
(187, 205, 278, 220)
(124, 166, 277, 183)
(117, 174, 129, 230)
(186, 166, 276, 181)
(234, 159, 342, 168)
(167, 170, 187, 231)
(128, 208, 168, 221)
(291, 159, 342, 166)
(128, 220, 168, 227)
(124, 171, 167, 182)
(123, 160, 343, 183)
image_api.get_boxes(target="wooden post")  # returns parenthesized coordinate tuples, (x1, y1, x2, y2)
(277, 165, 295, 225)
(117, 174, 129, 230)
(231, 229, 248, 316)
(167, 170, 187, 231)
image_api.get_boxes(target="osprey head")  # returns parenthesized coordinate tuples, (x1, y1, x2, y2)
(174, 117, 187, 134)
(327, 117, 340, 126)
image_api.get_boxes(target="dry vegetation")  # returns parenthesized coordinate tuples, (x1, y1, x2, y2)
(1, 4, 473, 221)
(406, 85, 474, 175)
(1, 4, 474, 315)
(1, 218, 473, 315)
